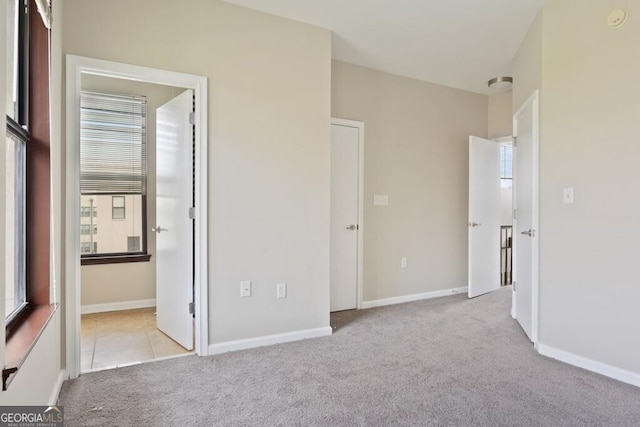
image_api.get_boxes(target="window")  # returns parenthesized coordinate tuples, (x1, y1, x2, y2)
(127, 236, 141, 252)
(6, 0, 27, 124)
(3, 0, 55, 390)
(80, 242, 91, 254)
(5, 128, 27, 322)
(500, 145, 513, 189)
(80, 224, 91, 235)
(112, 196, 125, 219)
(5, 0, 28, 325)
(80, 206, 90, 217)
(80, 92, 149, 263)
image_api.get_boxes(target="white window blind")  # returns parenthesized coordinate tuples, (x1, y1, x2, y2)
(80, 91, 147, 195)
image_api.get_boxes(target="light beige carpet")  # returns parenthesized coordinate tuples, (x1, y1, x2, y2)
(59, 287, 640, 426)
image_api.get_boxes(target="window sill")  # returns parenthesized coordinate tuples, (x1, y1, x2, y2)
(81, 254, 152, 266)
(3, 304, 58, 390)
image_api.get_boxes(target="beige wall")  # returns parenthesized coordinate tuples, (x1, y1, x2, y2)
(488, 90, 512, 139)
(537, 0, 640, 374)
(332, 60, 487, 302)
(512, 11, 542, 113)
(64, 0, 332, 343)
(79, 75, 179, 307)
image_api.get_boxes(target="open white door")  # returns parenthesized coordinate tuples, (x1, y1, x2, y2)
(513, 91, 539, 342)
(468, 136, 501, 298)
(155, 89, 194, 350)
(330, 122, 361, 312)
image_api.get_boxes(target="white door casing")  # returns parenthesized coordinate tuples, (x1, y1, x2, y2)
(468, 136, 502, 298)
(155, 90, 194, 350)
(330, 119, 364, 312)
(513, 90, 540, 343)
(65, 55, 208, 379)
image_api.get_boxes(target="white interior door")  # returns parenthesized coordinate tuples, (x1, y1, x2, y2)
(330, 123, 360, 312)
(155, 89, 194, 350)
(513, 92, 539, 342)
(468, 136, 501, 298)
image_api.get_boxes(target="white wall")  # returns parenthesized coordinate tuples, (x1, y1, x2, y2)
(62, 0, 332, 344)
(488, 90, 512, 139)
(512, 11, 542, 114)
(79, 75, 179, 307)
(0, 313, 62, 405)
(537, 0, 640, 375)
(332, 60, 488, 302)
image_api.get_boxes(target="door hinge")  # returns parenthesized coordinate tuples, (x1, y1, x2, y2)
(188, 302, 195, 315)
(189, 207, 196, 219)
(512, 136, 517, 147)
(512, 282, 516, 291)
(189, 111, 195, 125)
(513, 209, 517, 220)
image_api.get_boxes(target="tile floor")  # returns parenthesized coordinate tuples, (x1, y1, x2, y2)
(81, 307, 191, 372)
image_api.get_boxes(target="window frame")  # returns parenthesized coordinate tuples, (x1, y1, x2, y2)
(111, 195, 126, 220)
(500, 144, 513, 189)
(79, 91, 151, 265)
(5, 0, 30, 336)
(80, 195, 150, 265)
(5, 121, 29, 334)
(4, 0, 58, 391)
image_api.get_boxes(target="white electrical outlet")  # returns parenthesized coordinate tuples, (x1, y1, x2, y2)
(277, 283, 287, 299)
(401, 257, 408, 269)
(241, 281, 251, 298)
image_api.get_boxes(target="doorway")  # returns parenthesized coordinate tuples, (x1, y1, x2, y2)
(66, 55, 209, 379)
(467, 136, 501, 298)
(77, 76, 194, 372)
(330, 118, 364, 312)
(468, 135, 515, 298)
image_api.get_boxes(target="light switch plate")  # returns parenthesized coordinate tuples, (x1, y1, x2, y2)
(373, 195, 389, 206)
(241, 281, 251, 298)
(277, 283, 287, 299)
(563, 188, 574, 204)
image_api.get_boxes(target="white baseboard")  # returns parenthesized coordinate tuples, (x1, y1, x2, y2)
(362, 286, 468, 309)
(209, 326, 333, 355)
(537, 343, 640, 388)
(50, 369, 67, 405)
(81, 299, 156, 314)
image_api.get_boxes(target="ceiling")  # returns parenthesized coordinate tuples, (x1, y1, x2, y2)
(223, 0, 544, 94)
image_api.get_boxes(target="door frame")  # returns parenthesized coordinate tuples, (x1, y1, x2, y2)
(65, 55, 209, 378)
(512, 90, 540, 345)
(330, 118, 364, 309)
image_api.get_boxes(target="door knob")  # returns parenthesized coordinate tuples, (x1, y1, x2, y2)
(520, 229, 535, 237)
(152, 226, 167, 234)
(469, 222, 481, 227)
(346, 224, 358, 231)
